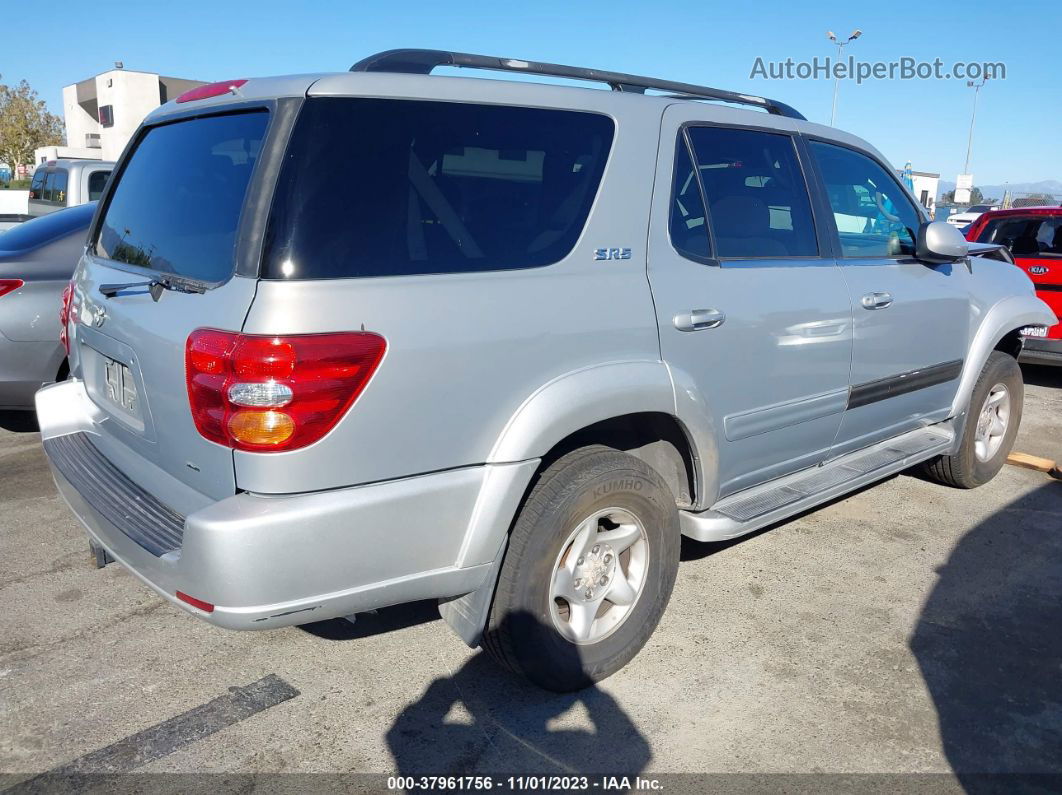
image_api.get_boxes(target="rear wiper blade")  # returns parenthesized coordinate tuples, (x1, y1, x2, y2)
(99, 275, 208, 301)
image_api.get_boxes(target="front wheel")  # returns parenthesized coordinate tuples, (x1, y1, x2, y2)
(923, 351, 1023, 489)
(483, 446, 680, 691)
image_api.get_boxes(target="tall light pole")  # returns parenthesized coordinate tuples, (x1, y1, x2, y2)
(827, 29, 862, 126)
(963, 77, 989, 176)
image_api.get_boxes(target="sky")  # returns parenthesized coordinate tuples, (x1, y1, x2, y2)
(4, 0, 1060, 187)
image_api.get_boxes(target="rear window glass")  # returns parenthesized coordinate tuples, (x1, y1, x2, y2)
(29, 169, 46, 198)
(0, 202, 95, 253)
(94, 111, 267, 282)
(262, 98, 614, 279)
(975, 215, 1062, 258)
(49, 169, 68, 204)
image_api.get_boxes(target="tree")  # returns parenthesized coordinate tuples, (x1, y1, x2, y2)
(0, 75, 65, 179)
(968, 187, 984, 205)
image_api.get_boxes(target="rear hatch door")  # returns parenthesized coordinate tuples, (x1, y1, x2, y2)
(71, 107, 277, 505)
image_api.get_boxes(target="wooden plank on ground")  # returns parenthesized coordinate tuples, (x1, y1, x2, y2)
(1006, 452, 1062, 480)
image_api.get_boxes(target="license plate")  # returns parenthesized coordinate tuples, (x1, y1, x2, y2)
(1020, 326, 1049, 338)
(103, 357, 139, 414)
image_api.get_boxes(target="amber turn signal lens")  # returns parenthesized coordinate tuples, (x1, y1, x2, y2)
(227, 410, 295, 447)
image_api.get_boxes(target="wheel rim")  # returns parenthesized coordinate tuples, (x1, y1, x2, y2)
(548, 507, 650, 645)
(974, 382, 1011, 463)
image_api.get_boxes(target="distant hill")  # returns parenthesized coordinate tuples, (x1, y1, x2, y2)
(936, 179, 1062, 203)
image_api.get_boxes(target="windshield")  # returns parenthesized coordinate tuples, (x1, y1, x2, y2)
(976, 214, 1062, 257)
(93, 110, 267, 282)
(0, 202, 95, 254)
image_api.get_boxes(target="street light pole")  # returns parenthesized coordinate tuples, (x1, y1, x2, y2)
(963, 77, 988, 175)
(827, 29, 862, 126)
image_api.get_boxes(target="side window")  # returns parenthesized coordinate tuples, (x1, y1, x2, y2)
(87, 170, 110, 201)
(686, 126, 818, 259)
(669, 139, 709, 259)
(810, 141, 922, 258)
(51, 169, 69, 205)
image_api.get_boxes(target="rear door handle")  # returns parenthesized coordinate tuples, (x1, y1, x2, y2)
(673, 308, 726, 332)
(860, 291, 893, 310)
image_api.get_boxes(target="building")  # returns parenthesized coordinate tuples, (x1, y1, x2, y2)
(34, 67, 206, 164)
(909, 171, 940, 212)
(897, 168, 941, 215)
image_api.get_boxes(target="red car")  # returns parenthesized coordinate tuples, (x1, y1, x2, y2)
(966, 207, 1062, 365)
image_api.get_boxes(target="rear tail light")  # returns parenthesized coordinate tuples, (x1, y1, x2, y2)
(0, 279, 23, 299)
(176, 79, 248, 104)
(185, 330, 386, 452)
(58, 281, 74, 355)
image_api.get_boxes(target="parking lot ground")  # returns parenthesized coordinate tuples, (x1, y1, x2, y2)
(1, 366, 1059, 789)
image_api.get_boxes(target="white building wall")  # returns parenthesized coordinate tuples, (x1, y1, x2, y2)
(95, 71, 162, 161)
(910, 173, 940, 212)
(62, 84, 99, 153)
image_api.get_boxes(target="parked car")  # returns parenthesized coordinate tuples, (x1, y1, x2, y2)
(946, 203, 1001, 228)
(28, 159, 114, 218)
(965, 206, 1062, 365)
(36, 50, 1053, 691)
(0, 203, 95, 409)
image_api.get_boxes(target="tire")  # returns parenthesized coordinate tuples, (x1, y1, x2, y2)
(922, 351, 1023, 489)
(483, 445, 681, 692)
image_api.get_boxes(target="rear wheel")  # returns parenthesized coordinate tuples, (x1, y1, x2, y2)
(923, 351, 1023, 488)
(483, 446, 680, 691)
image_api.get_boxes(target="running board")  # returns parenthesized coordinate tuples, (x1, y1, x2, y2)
(680, 425, 954, 543)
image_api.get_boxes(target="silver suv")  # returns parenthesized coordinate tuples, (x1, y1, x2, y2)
(37, 50, 1054, 691)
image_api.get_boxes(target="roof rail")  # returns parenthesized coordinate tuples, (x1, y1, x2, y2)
(349, 49, 806, 120)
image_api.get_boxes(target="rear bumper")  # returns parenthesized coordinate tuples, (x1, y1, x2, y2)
(0, 332, 64, 410)
(1020, 336, 1062, 366)
(36, 380, 535, 630)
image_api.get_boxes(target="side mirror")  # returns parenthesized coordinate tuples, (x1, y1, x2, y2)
(916, 220, 969, 264)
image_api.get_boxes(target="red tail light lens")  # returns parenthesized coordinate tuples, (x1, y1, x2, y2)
(0, 279, 23, 299)
(58, 282, 74, 355)
(185, 329, 386, 452)
(176, 79, 248, 104)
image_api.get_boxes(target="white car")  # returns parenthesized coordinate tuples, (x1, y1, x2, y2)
(946, 204, 1000, 227)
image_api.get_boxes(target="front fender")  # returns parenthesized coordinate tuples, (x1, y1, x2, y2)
(952, 292, 1055, 422)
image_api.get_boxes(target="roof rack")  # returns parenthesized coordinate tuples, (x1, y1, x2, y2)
(349, 49, 806, 120)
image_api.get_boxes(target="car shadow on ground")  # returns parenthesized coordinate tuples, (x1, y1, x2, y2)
(385, 613, 651, 778)
(910, 480, 1062, 789)
(0, 410, 40, 433)
(299, 600, 441, 640)
(305, 607, 651, 777)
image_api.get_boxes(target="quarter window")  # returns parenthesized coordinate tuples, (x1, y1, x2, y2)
(669, 140, 709, 259)
(263, 98, 615, 279)
(810, 141, 922, 258)
(686, 126, 818, 259)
